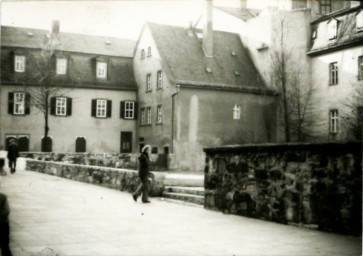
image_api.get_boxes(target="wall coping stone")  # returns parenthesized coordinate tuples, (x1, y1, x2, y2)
(204, 141, 361, 154)
(25, 159, 166, 180)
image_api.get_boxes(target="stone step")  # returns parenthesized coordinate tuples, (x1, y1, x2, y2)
(162, 192, 205, 205)
(160, 198, 204, 208)
(163, 173, 204, 187)
(164, 186, 205, 196)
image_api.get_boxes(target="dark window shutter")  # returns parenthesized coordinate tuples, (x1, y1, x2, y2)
(10, 52, 15, 73)
(67, 98, 72, 116)
(25, 93, 30, 115)
(134, 102, 138, 119)
(107, 100, 112, 118)
(8, 92, 14, 114)
(91, 99, 97, 117)
(50, 97, 56, 115)
(120, 101, 125, 118)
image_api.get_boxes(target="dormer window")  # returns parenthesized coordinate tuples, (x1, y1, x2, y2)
(205, 67, 212, 73)
(141, 49, 145, 59)
(327, 19, 338, 40)
(56, 58, 67, 75)
(147, 47, 152, 57)
(231, 51, 236, 56)
(356, 11, 363, 32)
(14, 55, 25, 72)
(312, 30, 317, 39)
(96, 61, 107, 79)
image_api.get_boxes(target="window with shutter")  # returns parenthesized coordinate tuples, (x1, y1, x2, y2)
(14, 92, 25, 115)
(96, 99, 107, 118)
(56, 97, 67, 116)
(125, 101, 135, 119)
(156, 105, 162, 124)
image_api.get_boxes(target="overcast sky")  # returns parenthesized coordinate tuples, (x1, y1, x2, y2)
(1, 0, 241, 40)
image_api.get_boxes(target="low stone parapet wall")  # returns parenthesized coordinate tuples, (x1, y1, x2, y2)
(21, 152, 138, 170)
(203, 142, 362, 235)
(25, 159, 165, 196)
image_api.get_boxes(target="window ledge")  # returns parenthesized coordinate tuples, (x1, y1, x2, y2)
(145, 90, 152, 93)
(140, 124, 152, 127)
(156, 87, 163, 90)
(156, 122, 163, 125)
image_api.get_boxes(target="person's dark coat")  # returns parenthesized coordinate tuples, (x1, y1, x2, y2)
(7, 144, 19, 161)
(138, 152, 150, 179)
(0, 193, 9, 224)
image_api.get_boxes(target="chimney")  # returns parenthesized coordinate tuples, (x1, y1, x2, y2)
(51, 20, 60, 35)
(240, 0, 247, 9)
(202, 0, 213, 57)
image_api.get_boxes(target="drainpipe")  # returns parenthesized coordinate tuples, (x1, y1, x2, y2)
(171, 84, 180, 154)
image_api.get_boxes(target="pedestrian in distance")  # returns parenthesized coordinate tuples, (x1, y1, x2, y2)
(0, 145, 6, 176)
(0, 193, 12, 256)
(132, 145, 152, 203)
(7, 139, 19, 174)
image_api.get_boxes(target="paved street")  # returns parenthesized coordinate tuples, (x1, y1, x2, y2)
(0, 166, 361, 256)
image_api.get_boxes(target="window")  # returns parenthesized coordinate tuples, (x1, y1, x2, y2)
(147, 47, 152, 57)
(120, 101, 137, 120)
(14, 55, 25, 72)
(14, 92, 25, 115)
(125, 101, 135, 119)
(233, 104, 241, 119)
(329, 109, 338, 134)
(56, 97, 67, 116)
(329, 62, 338, 85)
(156, 105, 162, 124)
(141, 49, 145, 59)
(96, 61, 107, 79)
(56, 58, 67, 75)
(147, 107, 152, 124)
(146, 74, 152, 91)
(141, 108, 146, 125)
(157, 71, 163, 89)
(356, 11, 363, 32)
(50, 97, 72, 116)
(319, 0, 331, 15)
(312, 30, 317, 39)
(97, 99, 107, 118)
(327, 19, 337, 40)
(8, 92, 30, 115)
(359, 56, 363, 80)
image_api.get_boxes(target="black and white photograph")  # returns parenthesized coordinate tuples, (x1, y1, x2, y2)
(0, 0, 362, 255)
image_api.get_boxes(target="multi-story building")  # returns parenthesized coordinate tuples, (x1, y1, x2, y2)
(308, 5, 363, 140)
(133, 0, 278, 171)
(217, 0, 362, 141)
(0, 23, 138, 153)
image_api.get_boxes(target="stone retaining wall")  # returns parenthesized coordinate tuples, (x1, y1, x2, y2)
(203, 142, 362, 235)
(26, 159, 165, 196)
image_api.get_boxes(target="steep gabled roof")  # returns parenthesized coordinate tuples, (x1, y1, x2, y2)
(147, 22, 265, 88)
(308, 6, 363, 56)
(215, 6, 261, 21)
(1, 26, 136, 57)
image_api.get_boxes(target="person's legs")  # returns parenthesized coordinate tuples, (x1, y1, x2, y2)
(8, 160, 14, 173)
(0, 222, 12, 256)
(141, 178, 149, 202)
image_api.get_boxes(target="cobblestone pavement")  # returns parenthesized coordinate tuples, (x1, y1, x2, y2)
(0, 168, 361, 256)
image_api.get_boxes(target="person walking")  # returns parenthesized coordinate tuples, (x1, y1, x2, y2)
(132, 145, 152, 203)
(7, 140, 19, 174)
(0, 193, 12, 256)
